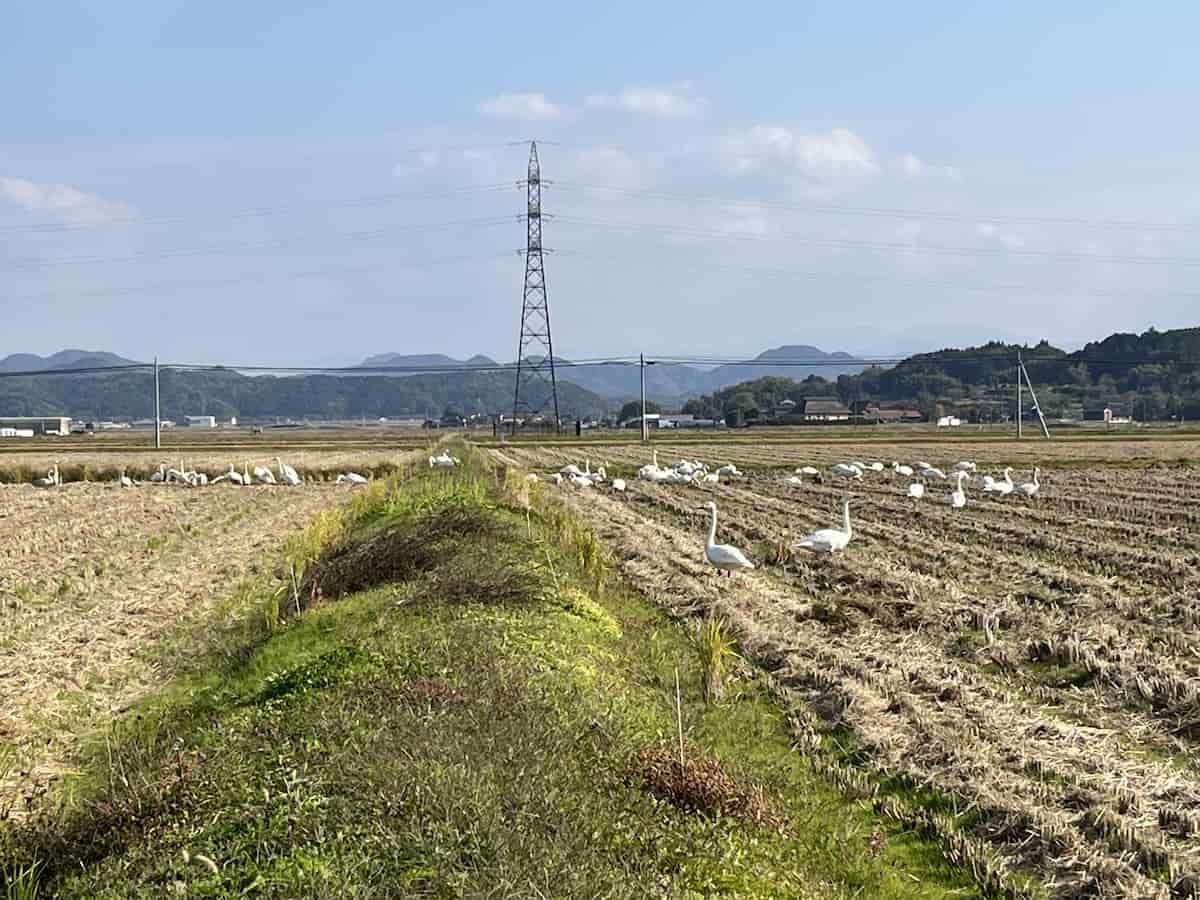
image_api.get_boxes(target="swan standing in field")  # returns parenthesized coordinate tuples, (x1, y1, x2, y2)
(832, 463, 863, 481)
(983, 468, 1014, 496)
(892, 462, 914, 477)
(1017, 467, 1040, 498)
(560, 462, 584, 477)
(949, 471, 968, 508)
(796, 466, 820, 478)
(611, 478, 626, 492)
(716, 463, 740, 477)
(253, 463, 277, 485)
(907, 482, 925, 500)
(785, 475, 805, 486)
(431, 452, 457, 469)
(275, 456, 301, 486)
(919, 465, 947, 481)
(794, 500, 853, 555)
(119, 469, 133, 488)
(637, 450, 661, 480)
(867, 462, 885, 473)
(337, 472, 369, 485)
(952, 461, 977, 474)
(150, 463, 166, 483)
(34, 464, 60, 488)
(699, 501, 755, 576)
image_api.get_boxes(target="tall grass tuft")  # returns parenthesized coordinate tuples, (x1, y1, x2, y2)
(3, 861, 41, 900)
(693, 617, 739, 704)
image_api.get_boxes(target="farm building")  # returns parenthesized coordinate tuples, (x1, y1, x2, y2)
(0, 416, 71, 436)
(849, 401, 923, 424)
(1083, 404, 1133, 424)
(180, 415, 217, 428)
(797, 399, 851, 422)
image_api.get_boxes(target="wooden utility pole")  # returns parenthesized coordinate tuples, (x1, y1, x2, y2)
(640, 353, 648, 443)
(1016, 350, 1023, 439)
(154, 357, 161, 450)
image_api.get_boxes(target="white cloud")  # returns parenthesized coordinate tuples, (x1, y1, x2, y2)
(0, 176, 135, 224)
(894, 153, 963, 182)
(476, 92, 562, 120)
(720, 126, 880, 178)
(567, 146, 640, 185)
(392, 150, 440, 177)
(586, 85, 707, 118)
(976, 221, 1026, 249)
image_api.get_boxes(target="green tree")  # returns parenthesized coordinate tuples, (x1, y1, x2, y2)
(618, 400, 661, 422)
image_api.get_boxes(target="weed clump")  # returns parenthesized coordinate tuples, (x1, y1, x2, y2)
(629, 743, 782, 828)
(295, 503, 500, 612)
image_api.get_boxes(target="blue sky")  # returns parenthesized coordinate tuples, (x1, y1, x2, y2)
(2, 1, 1197, 365)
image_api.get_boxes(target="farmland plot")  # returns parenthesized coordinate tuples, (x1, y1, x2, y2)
(0, 481, 351, 806)
(498, 439, 1200, 897)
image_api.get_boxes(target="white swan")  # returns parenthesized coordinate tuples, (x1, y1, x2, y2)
(337, 472, 369, 485)
(611, 478, 626, 492)
(243, 462, 252, 486)
(430, 452, 457, 469)
(920, 466, 947, 481)
(785, 475, 804, 486)
(952, 461, 977, 473)
(150, 463, 166, 483)
(892, 462, 914, 477)
(907, 482, 925, 500)
(276, 457, 301, 486)
(832, 463, 863, 480)
(983, 467, 1014, 496)
(228, 464, 245, 485)
(253, 464, 277, 485)
(796, 466, 820, 477)
(637, 450, 661, 480)
(950, 471, 967, 508)
(795, 500, 853, 554)
(34, 464, 60, 488)
(867, 462, 885, 472)
(119, 469, 133, 488)
(716, 463, 739, 477)
(559, 462, 584, 477)
(1017, 467, 1040, 498)
(699, 501, 755, 576)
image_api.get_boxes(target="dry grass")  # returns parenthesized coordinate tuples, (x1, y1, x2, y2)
(539, 436, 1200, 897)
(628, 742, 782, 828)
(0, 460, 423, 813)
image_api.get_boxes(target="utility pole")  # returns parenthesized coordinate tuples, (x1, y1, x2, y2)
(640, 353, 648, 443)
(1020, 358, 1051, 439)
(153, 356, 161, 450)
(1016, 349, 1023, 439)
(511, 141, 560, 435)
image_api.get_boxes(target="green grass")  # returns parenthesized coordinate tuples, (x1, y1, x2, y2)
(1, 449, 982, 899)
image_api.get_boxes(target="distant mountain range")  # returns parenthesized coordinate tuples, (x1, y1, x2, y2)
(355, 345, 868, 403)
(0, 349, 141, 373)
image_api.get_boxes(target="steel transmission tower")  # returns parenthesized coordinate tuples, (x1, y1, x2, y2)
(511, 141, 560, 433)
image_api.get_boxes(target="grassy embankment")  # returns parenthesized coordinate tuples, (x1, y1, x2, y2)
(1, 448, 981, 898)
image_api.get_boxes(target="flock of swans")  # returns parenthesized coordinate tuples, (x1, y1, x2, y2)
(30, 457, 371, 489)
(536, 448, 1044, 578)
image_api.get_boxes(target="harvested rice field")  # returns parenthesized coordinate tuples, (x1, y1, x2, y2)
(494, 437, 1200, 897)
(0, 477, 367, 808)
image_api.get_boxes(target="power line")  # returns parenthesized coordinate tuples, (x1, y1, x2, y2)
(554, 248, 1200, 302)
(553, 214, 1200, 267)
(1, 252, 519, 305)
(3, 214, 518, 269)
(0, 182, 518, 236)
(4, 352, 1200, 382)
(553, 180, 1200, 233)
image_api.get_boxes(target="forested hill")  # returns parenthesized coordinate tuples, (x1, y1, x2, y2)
(0, 368, 611, 421)
(683, 327, 1200, 420)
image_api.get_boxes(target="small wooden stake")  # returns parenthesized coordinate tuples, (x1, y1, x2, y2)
(675, 667, 685, 768)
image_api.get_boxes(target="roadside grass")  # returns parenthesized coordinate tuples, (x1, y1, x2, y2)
(1, 448, 981, 899)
